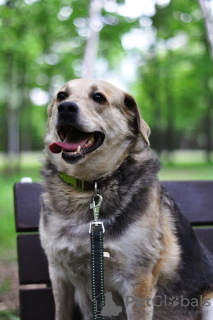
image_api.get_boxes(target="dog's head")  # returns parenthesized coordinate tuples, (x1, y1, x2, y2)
(45, 79, 150, 180)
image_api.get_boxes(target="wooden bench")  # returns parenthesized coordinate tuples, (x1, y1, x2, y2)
(14, 181, 213, 320)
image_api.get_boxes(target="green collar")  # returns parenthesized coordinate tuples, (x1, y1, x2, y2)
(59, 171, 109, 192)
(59, 172, 85, 191)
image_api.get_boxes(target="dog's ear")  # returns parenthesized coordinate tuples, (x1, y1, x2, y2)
(124, 93, 150, 145)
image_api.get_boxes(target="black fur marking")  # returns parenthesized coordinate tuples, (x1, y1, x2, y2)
(100, 152, 161, 239)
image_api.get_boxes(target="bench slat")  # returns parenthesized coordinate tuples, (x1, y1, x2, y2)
(194, 227, 213, 255)
(14, 183, 43, 232)
(162, 181, 213, 225)
(17, 229, 213, 285)
(20, 288, 54, 320)
(20, 288, 82, 320)
(17, 234, 50, 284)
(14, 181, 213, 232)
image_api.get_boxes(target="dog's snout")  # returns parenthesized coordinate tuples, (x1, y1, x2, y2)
(58, 101, 79, 117)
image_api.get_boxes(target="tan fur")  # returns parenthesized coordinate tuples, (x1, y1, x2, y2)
(156, 216, 181, 287)
(134, 273, 155, 319)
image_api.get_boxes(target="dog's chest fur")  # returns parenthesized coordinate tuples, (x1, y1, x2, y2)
(40, 196, 162, 320)
(40, 148, 166, 308)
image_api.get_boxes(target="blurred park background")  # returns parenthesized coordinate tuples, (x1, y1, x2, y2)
(0, 0, 213, 318)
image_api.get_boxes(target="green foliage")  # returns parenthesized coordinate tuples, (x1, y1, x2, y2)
(0, 0, 212, 157)
(129, 0, 213, 153)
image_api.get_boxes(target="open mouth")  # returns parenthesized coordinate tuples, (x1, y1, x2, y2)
(49, 125, 105, 162)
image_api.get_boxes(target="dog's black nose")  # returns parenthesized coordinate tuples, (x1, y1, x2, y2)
(58, 101, 79, 117)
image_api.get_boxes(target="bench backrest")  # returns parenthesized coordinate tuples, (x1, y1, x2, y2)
(14, 181, 213, 320)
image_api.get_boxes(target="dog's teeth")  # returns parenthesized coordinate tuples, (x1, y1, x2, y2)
(63, 150, 78, 155)
(84, 135, 94, 147)
(85, 140, 91, 146)
(77, 146, 81, 154)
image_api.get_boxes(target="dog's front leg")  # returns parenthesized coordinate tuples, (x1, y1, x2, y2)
(125, 298, 154, 320)
(49, 263, 75, 320)
(124, 274, 156, 320)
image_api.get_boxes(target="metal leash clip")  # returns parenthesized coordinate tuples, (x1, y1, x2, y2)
(89, 182, 105, 233)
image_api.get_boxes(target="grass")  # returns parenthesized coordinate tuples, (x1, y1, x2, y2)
(159, 162, 213, 180)
(0, 278, 11, 296)
(159, 150, 213, 180)
(0, 310, 19, 320)
(0, 153, 42, 262)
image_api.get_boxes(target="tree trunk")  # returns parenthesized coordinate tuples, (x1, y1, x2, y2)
(6, 54, 20, 171)
(19, 63, 32, 151)
(198, 0, 213, 59)
(82, 0, 103, 79)
(164, 49, 175, 154)
(198, 1, 213, 160)
(204, 80, 213, 162)
(8, 108, 20, 158)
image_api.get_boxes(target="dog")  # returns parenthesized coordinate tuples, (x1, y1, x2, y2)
(40, 79, 213, 320)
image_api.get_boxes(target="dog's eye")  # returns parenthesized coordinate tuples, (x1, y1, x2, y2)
(93, 93, 107, 103)
(57, 92, 68, 101)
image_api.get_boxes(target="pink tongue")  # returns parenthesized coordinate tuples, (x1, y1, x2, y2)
(49, 136, 91, 154)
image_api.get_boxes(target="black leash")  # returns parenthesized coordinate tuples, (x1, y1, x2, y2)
(89, 184, 105, 320)
(90, 227, 105, 319)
